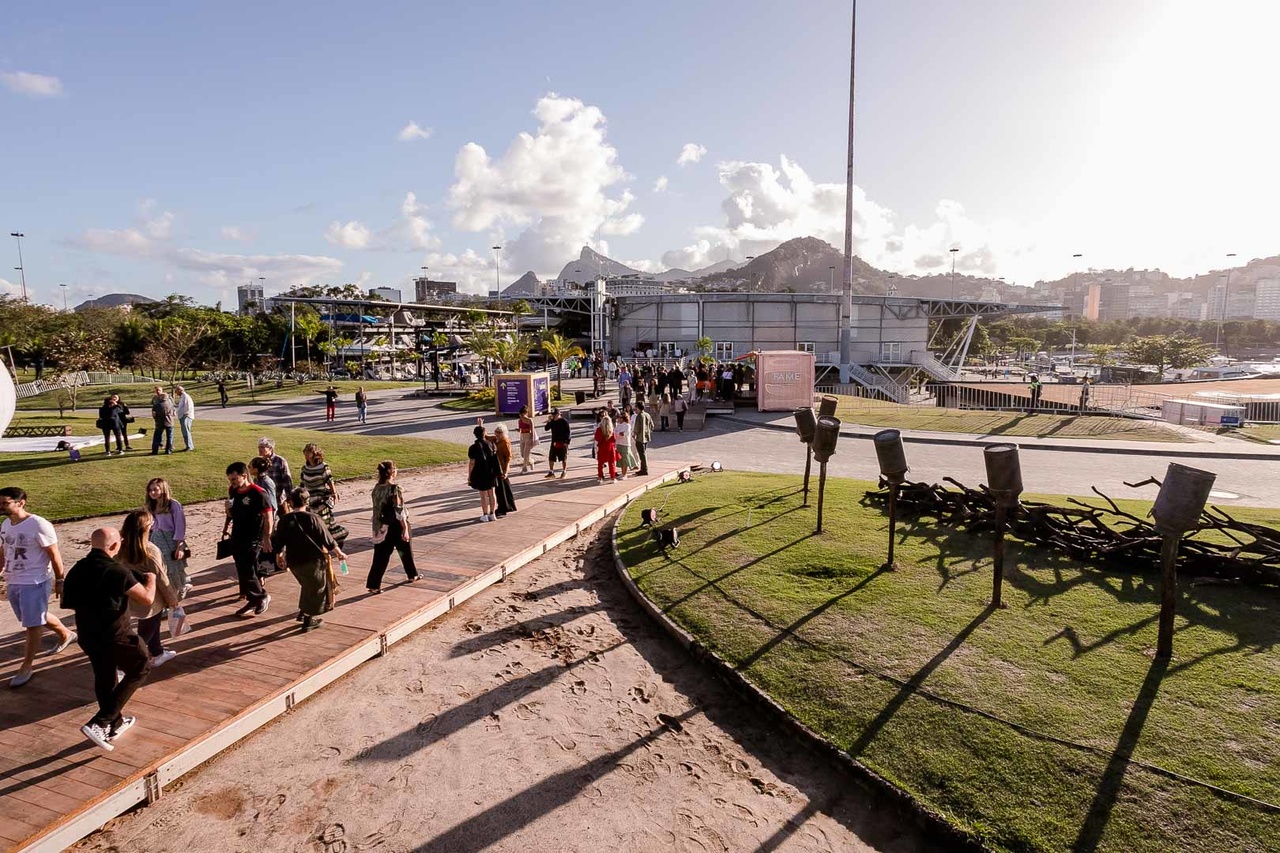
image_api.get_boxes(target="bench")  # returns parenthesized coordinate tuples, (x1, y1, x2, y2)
(1, 425, 74, 438)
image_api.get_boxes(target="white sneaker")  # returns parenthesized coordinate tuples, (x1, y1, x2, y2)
(51, 631, 77, 654)
(81, 722, 115, 751)
(597, 478, 605, 485)
(480, 514, 491, 522)
(152, 650, 178, 667)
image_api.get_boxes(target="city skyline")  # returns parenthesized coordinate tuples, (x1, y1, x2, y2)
(2, 0, 1277, 307)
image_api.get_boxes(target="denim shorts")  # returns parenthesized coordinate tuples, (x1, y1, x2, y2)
(7, 578, 52, 628)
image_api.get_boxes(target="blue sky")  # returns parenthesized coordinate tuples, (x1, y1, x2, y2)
(2, 0, 1276, 307)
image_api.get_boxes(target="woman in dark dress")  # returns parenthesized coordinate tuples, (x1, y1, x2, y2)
(467, 425, 498, 522)
(273, 488, 347, 631)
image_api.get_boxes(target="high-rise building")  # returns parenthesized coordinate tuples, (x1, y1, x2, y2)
(1255, 281, 1280, 320)
(237, 282, 265, 315)
(1083, 283, 1101, 321)
(414, 277, 459, 302)
(369, 287, 402, 302)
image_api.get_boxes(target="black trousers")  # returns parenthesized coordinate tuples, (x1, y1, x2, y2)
(232, 543, 268, 605)
(636, 441, 649, 475)
(101, 427, 124, 452)
(496, 476, 517, 515)
(81, 631, 151, 729)
(137, 612, 165, 656)
(367, 521, 418, 589)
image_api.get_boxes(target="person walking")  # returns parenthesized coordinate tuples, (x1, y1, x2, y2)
(635, 402, 655, 476)
(673, 394, 688, 431)
(658, 392, 671, 431)
(517, 406, 536, 473)
(1, 487, 75, 687)
(594, 414, 618, 484)
(667, 364, 684, 400)
(1028, 373, 1043, 413)
(118, 510, 179, 668)
(97, 394, 127, 456)
(61, 527, 156, 751)
(355, 386, 368, 424)
(491, 423, 517, 517)
(1078, 377, 1092, 414)
(323, 385, 338, 422)
(273, 488, 347, 631)
(150, 386, 175, 455)
(223, 461, 273, 616)
(614, 406, 636, 479)
(543, 408, 571, 479)
(367, 460, 419, 591)
(256, 438, 293, 511)
(174, 385, 196, 451)
(300, 443, 348, 545)
(216, 378, 229, 408)
(145, 478, 191, 605)
(467, 426, 500, 522)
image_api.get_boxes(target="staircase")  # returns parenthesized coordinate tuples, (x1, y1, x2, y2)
(910, 351, 961, 382)
(847, 365, 909, 403)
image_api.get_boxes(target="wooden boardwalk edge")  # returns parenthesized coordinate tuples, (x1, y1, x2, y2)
(15, 467, 688, 853)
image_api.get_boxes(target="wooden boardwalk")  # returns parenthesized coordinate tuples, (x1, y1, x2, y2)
(0, 461, 689, 853)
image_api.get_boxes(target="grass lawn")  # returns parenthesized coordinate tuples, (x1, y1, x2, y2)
(834, 399, 1187, 442)
(620, 472, 1280, 852)
(1232, 424, 1280, 443)
(16, 379, 414, 412)
(0, 412, 466, 521)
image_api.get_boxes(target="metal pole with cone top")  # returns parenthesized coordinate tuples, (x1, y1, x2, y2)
(982, 443, 1023, 609)
(794, 407, 817, 507)
(1150, 463, 1215, 661)
(873, 429, 908, 570)
(812, 415, 840, 533)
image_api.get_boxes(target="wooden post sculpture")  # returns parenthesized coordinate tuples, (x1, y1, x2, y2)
(873, 429, 909, 570)
(982, 443, 1024, 608)
(794, 407, 817, 507)
(1151, 463, 1216, 661)
(812, 415, 841, 533)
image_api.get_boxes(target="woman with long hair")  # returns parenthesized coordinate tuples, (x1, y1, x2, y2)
(119, 510, 179, 666)
(516, 406, 536, 474)
(144, 478, 190, 600)
(273, 488, 347, 631)
(467, 425, 499, 521)
(594, 414, 617, 484)
(367, 460, 419, 593)
(300, 443, 348, 545)
(492, 423, 517, 517)
(614, 406, 636, 480)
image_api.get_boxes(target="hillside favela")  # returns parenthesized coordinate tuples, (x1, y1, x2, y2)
(2, 3, 1279, 853)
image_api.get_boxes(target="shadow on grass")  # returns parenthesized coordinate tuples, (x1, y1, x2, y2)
(1072, 657, 1168, 852)
(848, 605, 996, 758)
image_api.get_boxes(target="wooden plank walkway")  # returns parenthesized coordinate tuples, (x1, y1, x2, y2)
(0, 461, 690, 853)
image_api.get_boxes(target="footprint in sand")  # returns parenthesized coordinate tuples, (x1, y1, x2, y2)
(361, 819, 403, 849)
(463, 622, 484, 634)
(388, 764, 414, 789)
(318, 823, 346, 853)
(630, 685, 652, 703)
(318, 746, 342, 759)
(514, 702, 542, 721)
(569, 679, 588, 695)
(404, 678, 425, 694)
(485, 712, 502, 732)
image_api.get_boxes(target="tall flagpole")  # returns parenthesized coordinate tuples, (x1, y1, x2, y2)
(838, 1, 857, 382)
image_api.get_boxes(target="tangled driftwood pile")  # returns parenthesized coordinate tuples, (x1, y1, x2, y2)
(863, 477, 1280, 587)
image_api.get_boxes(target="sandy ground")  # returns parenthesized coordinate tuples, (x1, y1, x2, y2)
(67, 523, 931, 853)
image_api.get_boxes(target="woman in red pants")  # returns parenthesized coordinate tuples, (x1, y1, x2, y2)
(594, 414, 617, 484)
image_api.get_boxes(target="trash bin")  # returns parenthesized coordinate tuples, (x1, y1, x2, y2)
(575, 390, 587, 405)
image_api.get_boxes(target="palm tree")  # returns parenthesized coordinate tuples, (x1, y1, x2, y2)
(695, 335, 714, 366)
(541, 332, 585, 398)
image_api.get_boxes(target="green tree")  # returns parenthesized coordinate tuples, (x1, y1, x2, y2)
(541, 332, 586, 397)
(695, 335, 713, 365)
(1125, 335, 1216, 377)
(45, 328, 118, 411)
(1086, 344, 1119, 367)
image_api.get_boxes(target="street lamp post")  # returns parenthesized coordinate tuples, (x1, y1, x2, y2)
(949, 247, 960, 299)
(829, 265, 836, 293)
(1216, 252, 1238, 354)
(9, 232, 27, 302)
(492, 246, 502, 297)
(59, 283, 68, 311)
(838, 0, 857, 382)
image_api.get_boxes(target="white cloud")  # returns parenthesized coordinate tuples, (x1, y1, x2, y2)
(323, 192, 440, 252)
(324, 220, 374, 249)
(653, 176, 669, 193)
(0, 276, 21, 298)
(676, 143, 707, 166)
(398, 121, 433, 142)
(660, 154, 1033, 281)
(69, 202, 344, 292)
(1, 70, 64, 98)
(418, 249, 501, 295)
(220, 225, 253, 242)
(447, 93, 642, 276)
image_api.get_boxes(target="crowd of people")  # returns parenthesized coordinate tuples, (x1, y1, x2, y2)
(3, 367, 694, 753)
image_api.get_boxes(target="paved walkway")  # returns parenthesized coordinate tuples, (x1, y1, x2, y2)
(0, 461, 689, 853)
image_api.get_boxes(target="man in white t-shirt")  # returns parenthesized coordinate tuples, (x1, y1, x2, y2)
(0, 487, 75, 687)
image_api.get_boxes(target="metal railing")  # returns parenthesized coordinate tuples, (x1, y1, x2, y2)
(14, 371, 90, 400)
(910, 350, 961, 382)
(844, 365, 910, 403)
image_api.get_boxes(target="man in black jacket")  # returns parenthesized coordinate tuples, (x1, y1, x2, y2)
(542, 408, 572, 479)
(61, 527, 156, 751)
